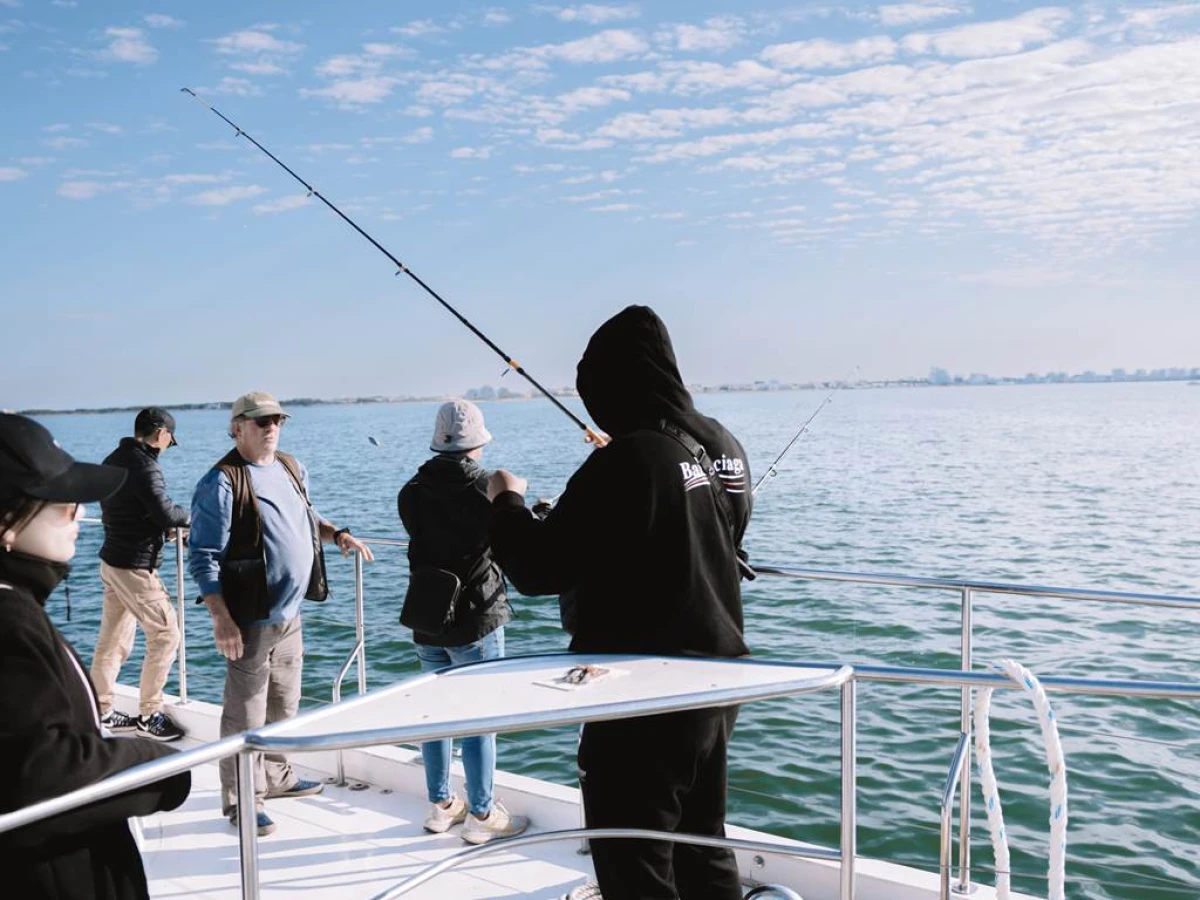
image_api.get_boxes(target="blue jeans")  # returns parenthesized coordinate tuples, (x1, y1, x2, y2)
(414, 628, 505, 817)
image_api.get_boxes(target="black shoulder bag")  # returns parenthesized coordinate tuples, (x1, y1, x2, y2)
(657, 420, 756, 581)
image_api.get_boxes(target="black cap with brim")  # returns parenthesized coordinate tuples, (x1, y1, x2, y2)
(26, 461, 127, 504)
(0, 413, 128, 504)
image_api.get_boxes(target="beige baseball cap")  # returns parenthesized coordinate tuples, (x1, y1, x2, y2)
(231, 391, 289, 420)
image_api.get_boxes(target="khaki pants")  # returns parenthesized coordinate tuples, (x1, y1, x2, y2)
(218, 617, 303, 816)
(92, 561, 180, 718)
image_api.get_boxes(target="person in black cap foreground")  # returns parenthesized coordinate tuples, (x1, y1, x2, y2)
(0, 413, 192, 900)
(487, 306, 753, 900)
(91, 407, 190, 742)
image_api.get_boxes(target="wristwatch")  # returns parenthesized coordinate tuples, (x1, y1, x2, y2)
(333, 527, 352, 545)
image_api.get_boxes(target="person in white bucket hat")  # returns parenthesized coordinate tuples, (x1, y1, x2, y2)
(397, 399, 529, 844)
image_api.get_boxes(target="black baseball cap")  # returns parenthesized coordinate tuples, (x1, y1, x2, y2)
(0, 414, 127, 503)
(135, 407, 178, 447)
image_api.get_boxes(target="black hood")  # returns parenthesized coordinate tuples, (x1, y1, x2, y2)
(575, 305, 695, 436)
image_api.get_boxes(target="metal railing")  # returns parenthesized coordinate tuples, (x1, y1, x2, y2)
(74, 522, 1200, 896)
(0, 659, 1194, 900)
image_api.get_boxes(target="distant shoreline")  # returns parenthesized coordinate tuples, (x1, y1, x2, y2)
(11, 376, 1199, 417)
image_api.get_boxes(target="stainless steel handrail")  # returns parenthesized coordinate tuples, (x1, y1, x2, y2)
(0, 661, 1194, 900)
(72, 522, 1200, 898)
(940, 733, 969, 900)
(751, 563, 1200, 609)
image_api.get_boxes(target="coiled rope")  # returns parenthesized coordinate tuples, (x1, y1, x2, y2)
(973, 659, 1069, 900)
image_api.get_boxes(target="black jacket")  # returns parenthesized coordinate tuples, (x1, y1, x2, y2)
(0, 551, 191, 900)
(100, 438, 190, 571)
(490, 305, 751, 657)
(398, 454, 511, 648)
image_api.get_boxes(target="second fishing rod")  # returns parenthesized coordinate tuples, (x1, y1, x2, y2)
(181, 88, 605, 447)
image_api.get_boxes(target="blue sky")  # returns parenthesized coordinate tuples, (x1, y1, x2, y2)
(2, 1, 1198, 409)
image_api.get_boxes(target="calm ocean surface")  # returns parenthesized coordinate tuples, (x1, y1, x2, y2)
(40, 384, 1199, 899)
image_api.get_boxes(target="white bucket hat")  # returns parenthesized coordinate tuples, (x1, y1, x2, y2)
(430, 399, 492, 452)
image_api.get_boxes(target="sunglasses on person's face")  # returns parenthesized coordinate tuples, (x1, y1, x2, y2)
(249, 415, 285, 429)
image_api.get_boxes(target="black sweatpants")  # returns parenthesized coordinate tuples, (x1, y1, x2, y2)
(578, 706, 741, 900)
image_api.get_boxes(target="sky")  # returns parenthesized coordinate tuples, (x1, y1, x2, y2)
(1, 0, 1198, 409)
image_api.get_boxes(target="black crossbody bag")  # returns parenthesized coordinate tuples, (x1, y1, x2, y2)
(657, 419, 757, 581)
(400, 552, 492, 635)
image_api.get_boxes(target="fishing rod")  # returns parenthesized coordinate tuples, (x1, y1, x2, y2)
(751, 370, 856, 496)
(180, 88, 606, 446)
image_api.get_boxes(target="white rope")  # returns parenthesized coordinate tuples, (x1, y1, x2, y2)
(972, 659, 1069, 900)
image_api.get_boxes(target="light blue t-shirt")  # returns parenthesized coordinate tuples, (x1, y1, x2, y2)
(189, 457, 318, 626)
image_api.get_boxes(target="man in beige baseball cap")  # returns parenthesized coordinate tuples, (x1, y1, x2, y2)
(189, 391, 372, 836)
(230, 391, 289, 422)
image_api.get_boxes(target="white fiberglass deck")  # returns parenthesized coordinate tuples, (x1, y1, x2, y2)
(140, 749, 596, 899)
(134, 654, 848, 900)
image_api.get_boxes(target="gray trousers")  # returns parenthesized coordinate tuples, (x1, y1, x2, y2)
(218, 617, 303, 815)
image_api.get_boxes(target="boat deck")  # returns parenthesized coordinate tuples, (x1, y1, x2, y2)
(142, 740, 595, 900)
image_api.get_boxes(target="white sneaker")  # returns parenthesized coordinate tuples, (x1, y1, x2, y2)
(461, 801, 530, 844)
(562, 881, 602, 900)
(423, 796, 467, 833)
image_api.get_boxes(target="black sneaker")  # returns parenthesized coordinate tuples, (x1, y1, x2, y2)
(137, 712, 184, 742)
(100, 710, 138, 733)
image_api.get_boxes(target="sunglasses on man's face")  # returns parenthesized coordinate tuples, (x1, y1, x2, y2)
(250, 415, 285, 429)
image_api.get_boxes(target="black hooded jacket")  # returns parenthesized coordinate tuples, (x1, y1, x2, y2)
(398, 453, 511, 648)
(0, 551, 191, 899)
(489, 305, 751, 657)
(99, 438, 190, 571)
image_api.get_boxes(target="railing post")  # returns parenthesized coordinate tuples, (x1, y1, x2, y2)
(355, 550, 367, 695)
(940, 733, 969, 900)
(237, 749, 260, 899)
(956, 587, 973, 894)
(175, 534, 188, 705)
(840, 678, 857, 900)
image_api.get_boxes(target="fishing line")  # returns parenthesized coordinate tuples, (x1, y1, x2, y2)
(751, 365, 859, 497)
(181, 88, 605, 446)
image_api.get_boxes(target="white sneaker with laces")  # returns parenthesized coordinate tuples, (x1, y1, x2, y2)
(423, 796, 468, 833)
(460, 801, 530, 844)
(562, 880, 603, 900)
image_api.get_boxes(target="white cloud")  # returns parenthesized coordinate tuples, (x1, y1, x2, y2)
(302, 75, 400, 106)
(876, 2, 968, 28)
(212, 29, 303, 56)
(542, 4, 640, 25)
(402, 126, 435, 144)
(450, 146, 492, 159)
(362, 42, 414, 58)
(0, 166, 27, 181)
(86, 122, 122, 134)
(52, 1, 78, 7)
(657, 16, 745, 53)
(43, 123, 70, 133)
(590, 202, 638, 211)
(391, 19, 445, 38)
(484, 28, 647, 69)
(229, 61, 287, 75)
(252, 194, 312, 214)
(58, 180, 128, 200)
(483, 9, 511, 27)
(100, 26, 157, 64)
(162, 173, 231, 185)
(185, 184, 267, 205)
(557, 85, 630, 112)
(902, 7, 1072, 58)
(761, 36, 897, 70)
(18, 156, 52, 166)
(211, 77, 261, 96)
(0, 0, 19, 7)
(43, 135, 88, 150)
(144, 14, 184, 29)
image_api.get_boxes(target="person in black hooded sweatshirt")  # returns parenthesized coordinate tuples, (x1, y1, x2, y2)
(0, 413, 192, 900)
(487, 306, 752, 900)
